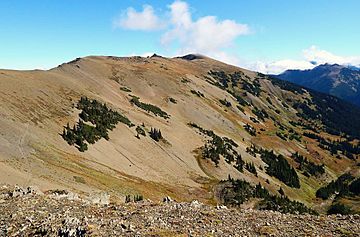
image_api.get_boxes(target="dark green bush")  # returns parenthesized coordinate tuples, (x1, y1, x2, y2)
(219, 99, 232, 107)
(62, 97, 134, 151)
(349, 177, 360, 195)
(130, 96, 170, 119)
(169, 97, 177, 104)
(190, 90, 205, 97)
(245, 162, 257, 176)
(244, 123, 257, 136)
(327, 203, 352, 215)
(188, 122, 240, 167)
(136, 125, 146, 136)
(291, 152, 325, 177)
(260, 150, 300, 188)
(220, 178, 316, 214)
(316, 173, 355, 200)
(149, 128, 162, 142)
(120, 86, 131, 92)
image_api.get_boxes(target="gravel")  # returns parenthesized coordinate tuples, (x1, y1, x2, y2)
(0, 185, 359, 236)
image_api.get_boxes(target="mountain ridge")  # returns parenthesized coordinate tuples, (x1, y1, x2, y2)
(276, 63, 360, 107)
(0, 54, 359, 214)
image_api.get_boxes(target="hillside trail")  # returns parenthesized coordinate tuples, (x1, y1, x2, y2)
(18, 120, 33, 187)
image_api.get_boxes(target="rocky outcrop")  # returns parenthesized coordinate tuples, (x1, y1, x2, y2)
(0, 185, 359, 236)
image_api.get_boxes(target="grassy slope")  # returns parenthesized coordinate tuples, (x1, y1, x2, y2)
(0, 55, 358, 212)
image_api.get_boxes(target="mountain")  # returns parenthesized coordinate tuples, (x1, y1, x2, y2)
(276, 64, 360, 107)
(0, 55, 359, 214)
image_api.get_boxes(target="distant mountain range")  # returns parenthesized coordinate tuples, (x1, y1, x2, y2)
(276, 64, 360, 107)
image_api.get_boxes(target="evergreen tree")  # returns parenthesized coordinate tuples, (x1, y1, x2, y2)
(150, 128, 162, 141)
(278, 187, 285, 196)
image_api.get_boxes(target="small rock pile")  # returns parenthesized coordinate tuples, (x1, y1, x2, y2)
(0, 185, 359, 236)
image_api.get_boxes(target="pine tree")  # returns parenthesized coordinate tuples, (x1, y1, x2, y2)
(150, 128, 162, 141)
(278, 187, 285, 196)
(125, 195, 131, 203)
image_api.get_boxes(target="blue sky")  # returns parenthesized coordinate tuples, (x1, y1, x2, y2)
(1, 0, 359, 73)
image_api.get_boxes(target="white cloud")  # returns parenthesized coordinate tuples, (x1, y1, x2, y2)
(161, 1, 250, 63)
(303, 45, 360, 66)
(115, 2, 360, 74)
(127, 52, 155, 58)
(114, 5, 165, 31)
(115, 1, 250, 66)
(249, 46, 360, 74)
(248, 60, 315, 75)
(168, 0, 192, 28)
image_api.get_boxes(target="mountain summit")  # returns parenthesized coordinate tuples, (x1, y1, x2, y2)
(276, 64, 360, 107)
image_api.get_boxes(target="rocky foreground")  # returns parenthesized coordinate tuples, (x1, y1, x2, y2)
(0, 185, 359, 237)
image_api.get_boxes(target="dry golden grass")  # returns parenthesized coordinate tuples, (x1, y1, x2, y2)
(0, 55, 357, 212)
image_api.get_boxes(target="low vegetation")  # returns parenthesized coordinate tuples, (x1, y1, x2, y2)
(130, 96, 170, 119)
(220, 177, 316, 214)
(62, 97, 134, 151)
(243, 123, 257, 136)
(149, 128, 163, 142)
(190, 90, 205, 97)
(219, 98, 232, 107)
(136, 125, 146, 137)
(291, 152, 325, 177)
(125, 194, 144, 203)
(120, 86, 131, 92)
(188, 123, 244, 168)
(315, 173, 360, 214)
(269, 75, 360, 139)
(168, 97, 177, 104)
(251, 107, 268, 121)
(260, 149, 300, 188)
(316, 173, 355, 200)
(303, 132, 360, 159)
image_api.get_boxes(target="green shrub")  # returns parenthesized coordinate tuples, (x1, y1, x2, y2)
(169, 97, 177, 104)
(276, 131, 287, 141)
(220, 178, 316, 214)
(149, 128, 162, 142)
(291, 152, 325, 177)
(316, 173, 355, 199)
(244, 123, 257, 136)
(62, 97, 134, 151)
(188, 122, 240, 167)
(219, 99, 232, 107)
(245, 162, 257, 176)
(327, 203, 352, 215)
(252, 107, 269, 121)
(130, 96, 170, 119)
(349, 177, 360, 195)
(260, 150, 300, 188)
(120, 86, 131, 92)
(190, 90, 205, 97)
(134, 194, 144, 202)
(136, 125, 146, 136)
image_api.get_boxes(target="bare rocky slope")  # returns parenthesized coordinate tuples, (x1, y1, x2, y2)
(1, 185, 359, 237)
(0, 54, 359, 216)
